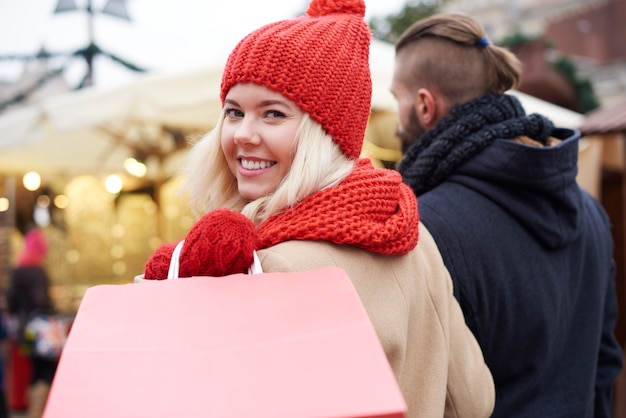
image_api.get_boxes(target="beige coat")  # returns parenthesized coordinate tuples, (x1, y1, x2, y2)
(258, 222, 495, 418)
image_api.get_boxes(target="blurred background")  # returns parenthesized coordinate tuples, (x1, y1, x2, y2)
(0, 0, 625, 310)
(0, 0, 626, 413)
(1, 0, 625, 322)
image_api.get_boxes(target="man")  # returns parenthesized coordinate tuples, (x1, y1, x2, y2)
(391, 13, 623, 417)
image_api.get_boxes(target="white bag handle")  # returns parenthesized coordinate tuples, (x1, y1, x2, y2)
(166, 240, 185, 280)
(167, 240, 263, 280)
(248, 250, 263, 275)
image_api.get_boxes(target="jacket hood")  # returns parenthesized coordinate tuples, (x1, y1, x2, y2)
(450, 128, 583, 248)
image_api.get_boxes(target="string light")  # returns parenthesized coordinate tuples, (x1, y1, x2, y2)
(124, 156, 147, 177)
(105, 174, 123, 194)
(23, 171, 41, 191)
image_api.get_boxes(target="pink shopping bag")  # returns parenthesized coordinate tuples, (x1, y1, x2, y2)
(43, 267, 406, 418)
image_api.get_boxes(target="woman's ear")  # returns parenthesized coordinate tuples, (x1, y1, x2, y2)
(415, 88, 438, 129)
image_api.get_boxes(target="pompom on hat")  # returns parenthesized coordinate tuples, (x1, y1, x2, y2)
(220, 0, 372, 160)
(143, 209, 257, 280)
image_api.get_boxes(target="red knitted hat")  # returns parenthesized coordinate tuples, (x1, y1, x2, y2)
(220, 0, 372, 160)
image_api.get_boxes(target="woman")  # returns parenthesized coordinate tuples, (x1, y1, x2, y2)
(7, 227, 56, 418)
(144, 0, 495, 416)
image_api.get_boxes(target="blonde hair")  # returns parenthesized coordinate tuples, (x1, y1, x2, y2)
(183, 113, 355, 225)
(395, 13, 521, 106)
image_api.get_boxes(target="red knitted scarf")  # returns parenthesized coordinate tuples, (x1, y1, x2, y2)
(257, 159, 419, 255)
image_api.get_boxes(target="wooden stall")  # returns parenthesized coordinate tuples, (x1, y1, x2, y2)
(579, 97, 626, 417)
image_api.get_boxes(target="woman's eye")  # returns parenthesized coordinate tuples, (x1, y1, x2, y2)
(265, 110, 285, 119)
(224, 108, 243, 118)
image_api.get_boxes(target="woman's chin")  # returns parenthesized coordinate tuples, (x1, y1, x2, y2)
(238, 186, 269, 201)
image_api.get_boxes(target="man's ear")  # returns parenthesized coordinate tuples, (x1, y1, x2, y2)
(415, 88, 439, 129)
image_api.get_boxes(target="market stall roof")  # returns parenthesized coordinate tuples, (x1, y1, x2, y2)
(0, 38, 587, 180)
(579, 96, 626, 135)
(0, 66, 224, 179)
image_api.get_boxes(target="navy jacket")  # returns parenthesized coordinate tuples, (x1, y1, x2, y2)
(417, 129, 623, 417)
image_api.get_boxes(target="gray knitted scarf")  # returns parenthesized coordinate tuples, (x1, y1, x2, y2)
(398, 93, 554, 196)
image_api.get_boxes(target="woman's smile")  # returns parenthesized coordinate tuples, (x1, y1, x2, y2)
(239, 157, 277, 172)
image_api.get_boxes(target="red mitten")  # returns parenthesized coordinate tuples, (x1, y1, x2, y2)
(144, 242, 178, 280)
(143, 209, 257, 280)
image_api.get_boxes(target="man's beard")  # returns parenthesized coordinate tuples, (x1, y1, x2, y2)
(397, 106, 427, 154)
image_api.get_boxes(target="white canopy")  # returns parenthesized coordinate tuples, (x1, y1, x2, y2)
(0, 38, 584, 180)
(0, 66, 224, 179)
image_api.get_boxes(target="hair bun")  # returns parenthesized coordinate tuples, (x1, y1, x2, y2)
(307, 0, 365, 18)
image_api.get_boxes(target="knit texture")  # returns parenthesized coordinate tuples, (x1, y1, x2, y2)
(257, 159, 418, 255)
(144, 242, 177, 280)
(399, 93, 555, 196)
(220, 0, 372, 160)
(143, 160, 419, 279)
(144, 209, 256, 280)
(143, 0, 416, 279)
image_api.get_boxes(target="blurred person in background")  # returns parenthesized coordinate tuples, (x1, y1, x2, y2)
(7, 227, 56, 418)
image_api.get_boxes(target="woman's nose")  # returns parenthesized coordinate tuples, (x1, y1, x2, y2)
(233, 117, 260, 146)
